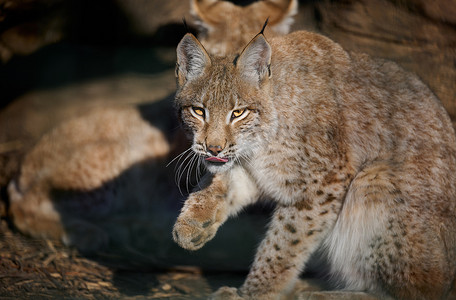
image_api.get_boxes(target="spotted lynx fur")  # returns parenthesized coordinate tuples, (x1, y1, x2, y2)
(172, 27, 456, 299)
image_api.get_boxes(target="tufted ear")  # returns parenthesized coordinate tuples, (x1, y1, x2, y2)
(176, 33, 211, 86)
(236, 33, 272, 85)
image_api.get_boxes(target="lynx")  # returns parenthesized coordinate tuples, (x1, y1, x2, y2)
(172, 27, 456, 299)
(191, 0, 297, 55)
(6, 0, 297, 251)
(7, 106, 171, 251)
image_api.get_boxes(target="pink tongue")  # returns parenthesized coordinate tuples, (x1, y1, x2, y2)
(205, 157, 229, 163)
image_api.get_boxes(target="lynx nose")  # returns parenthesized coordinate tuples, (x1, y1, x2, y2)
(208, 145, 223, 156)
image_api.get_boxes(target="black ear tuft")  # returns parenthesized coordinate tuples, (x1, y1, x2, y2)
(260, 18, 269, 35)
(233, 54, 240, 67)
(183, 17, 190, 33)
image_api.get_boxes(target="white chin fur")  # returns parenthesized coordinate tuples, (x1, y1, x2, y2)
(205, 160, 234, 173)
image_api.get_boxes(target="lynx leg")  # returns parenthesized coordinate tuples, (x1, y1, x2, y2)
(325, 161, 455, 300)
(8, 180, 66, 240)
(226, 200, 339, 300)
(173, 166, 259, 250)
(8, 180, 109, 253)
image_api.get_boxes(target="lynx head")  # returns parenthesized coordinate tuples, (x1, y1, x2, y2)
(175, 30, 277, 173)
(191, 0, 297, 55)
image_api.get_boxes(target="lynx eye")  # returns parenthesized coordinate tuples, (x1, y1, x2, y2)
(192, 107, 205, 118)
(232, 109, 245, 119)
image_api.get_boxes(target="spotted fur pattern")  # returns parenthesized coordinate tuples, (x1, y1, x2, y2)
(172, 30, 456, 299)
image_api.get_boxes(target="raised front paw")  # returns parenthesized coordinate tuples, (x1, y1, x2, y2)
(172, 214, 219, 250)
(172, 184, 229, 250)
(210, 287, 244, 300)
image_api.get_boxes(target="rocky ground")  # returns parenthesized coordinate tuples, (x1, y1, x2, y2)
(1, 218, 380, 299)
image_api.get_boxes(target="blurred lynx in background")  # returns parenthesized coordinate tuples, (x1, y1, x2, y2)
(191, 0, 297, 55)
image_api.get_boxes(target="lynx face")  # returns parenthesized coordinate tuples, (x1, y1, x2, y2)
(175, 34, 277, 173)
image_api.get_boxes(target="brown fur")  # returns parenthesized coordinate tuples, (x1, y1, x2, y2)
(172, 29, 456, 299)
(191, 0, 297, 55)
(8, 106, 170, 251)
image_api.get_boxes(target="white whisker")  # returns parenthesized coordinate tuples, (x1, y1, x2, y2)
(177, 152, 193, 186)
(185, 153, 198, 192)
(195, 156, 204, 189)
(175, 150, 195, 195)
(238, 152, 254, 168)
(166, 147, 193, 168)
